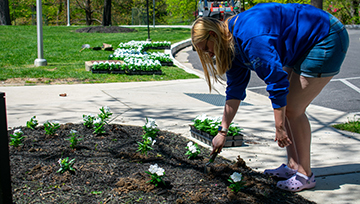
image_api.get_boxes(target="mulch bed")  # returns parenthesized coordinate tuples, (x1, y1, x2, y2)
(9, 123, 315, 204)
(75, 26, 137, 33)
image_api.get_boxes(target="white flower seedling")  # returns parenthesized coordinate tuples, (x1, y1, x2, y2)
(193, 114, 243, 136)
(138, 118, 159, 155)
(26, 116, 38, 130)
(57, 157, 76, 174)
(93, 117, 106, 134)
(185, 141, 201, 159)
(9, 129, 25, 147)
(66, 129, 83, 149)
(228, 172, 246, 192)
(44, 120, 60, 136)
(146, 163, 166, 186)
(83, 113, 95, 128)
(142, 117, 159, 140)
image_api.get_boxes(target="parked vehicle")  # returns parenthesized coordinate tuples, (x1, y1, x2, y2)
(198, 0, 242, 21)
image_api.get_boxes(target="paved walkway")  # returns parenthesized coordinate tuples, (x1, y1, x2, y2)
(2, 41, 360, 203)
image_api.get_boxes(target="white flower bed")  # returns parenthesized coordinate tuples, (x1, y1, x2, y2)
(92, 40, 172, 73)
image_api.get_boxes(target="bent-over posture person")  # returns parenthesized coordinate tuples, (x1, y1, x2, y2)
(191, 2, 349, 192)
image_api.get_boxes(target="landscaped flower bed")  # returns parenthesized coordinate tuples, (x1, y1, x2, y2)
(91, 41, 173, 75)
(8, 109, 314, 203)
(90, 41, 173, 75)
(91, 60, 162, 75)
(117, 40, 171, 52)
(190, 114, 244, 147)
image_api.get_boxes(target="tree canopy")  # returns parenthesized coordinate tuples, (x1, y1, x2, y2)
(5, 0, 360, 26)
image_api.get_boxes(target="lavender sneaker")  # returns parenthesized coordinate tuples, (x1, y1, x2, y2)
(264, 164, 297, 179)
(277, 172, 316, 192)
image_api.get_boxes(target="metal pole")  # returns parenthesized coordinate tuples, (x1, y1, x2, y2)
(146, 0, 151, 41)
(34, 0, 47, 66)
(67, 0, 70, 26)
(153, 0, 155, 28)
(0, 92, 13, 204)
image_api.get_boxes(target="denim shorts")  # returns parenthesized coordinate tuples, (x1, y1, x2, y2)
(290, 13, 349, 78)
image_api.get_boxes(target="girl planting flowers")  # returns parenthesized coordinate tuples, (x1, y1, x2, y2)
(191, 3, 349, 192)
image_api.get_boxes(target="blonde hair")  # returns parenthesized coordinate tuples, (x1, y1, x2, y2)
(191, 17, 235, 91)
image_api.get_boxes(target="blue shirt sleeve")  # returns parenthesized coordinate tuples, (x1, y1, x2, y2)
(225, 62, 251, 102)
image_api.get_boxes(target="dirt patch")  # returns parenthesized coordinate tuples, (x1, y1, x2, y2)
(0, 78, 93, 86)
(75, 26, 137, 33)
(9, 123, 315, 204)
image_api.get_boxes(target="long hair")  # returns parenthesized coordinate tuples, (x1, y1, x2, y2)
(191, 17, 235, 91)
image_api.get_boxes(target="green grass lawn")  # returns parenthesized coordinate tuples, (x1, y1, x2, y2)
(332, 116, 360, 134)
(0, 26, 198, 84)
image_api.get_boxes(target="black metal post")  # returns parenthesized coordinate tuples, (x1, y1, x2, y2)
(146, 0, 151, 41)
(0, 92, 13, 204)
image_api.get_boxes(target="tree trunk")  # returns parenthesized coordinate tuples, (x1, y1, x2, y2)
(103, 0, 112, 26)
(85, 0, 92, 25)
(352, 0, 360, 24)
(0, 0, 12, 25)
(311, 0, 323, 9)
(57, 0, 63, 26)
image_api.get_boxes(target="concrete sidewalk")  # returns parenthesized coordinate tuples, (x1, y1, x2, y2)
(1, 47, 360, 203)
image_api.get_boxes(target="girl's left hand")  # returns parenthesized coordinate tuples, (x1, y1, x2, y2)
(275, 126, 292, 148)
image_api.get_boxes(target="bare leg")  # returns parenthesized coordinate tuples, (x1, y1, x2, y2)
(282, 68, 299, 170)
(284, 68, 332, 176)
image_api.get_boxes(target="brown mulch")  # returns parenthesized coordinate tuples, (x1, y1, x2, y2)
(74, 26, 137, 33)
(8, 123, 315, 204)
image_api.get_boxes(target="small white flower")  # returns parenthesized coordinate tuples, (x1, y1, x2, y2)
(156, 167, 165, 176)
(230, 172, 243, 183)
(14, 129, 23, 135)
(149, 164, 159, 174)
(104, 106, 111, 113)
(152, 140, 156, 146)
(145, 118, 157, 129)
(93, 118, 102, 124)
(70, 130, 77, 134)
(187, 141, 193, 147)
(189, 145, 197, 153)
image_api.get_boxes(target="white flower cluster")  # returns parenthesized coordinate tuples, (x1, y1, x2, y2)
(194, 114, 242, 130)
(111, 49, 171, 63)
(230, 172, 243, 183)
(194, 114, 222, 128)
(83, 113, 95, 120)
(124, 57, 161, 71)
(103, 106, 111, 113)
(118, 40, 171, 52)
(194, 113, 219, 122)
(187, 141, 198, 153)
(145, 118, 157, 130)
(111, 48, 144, 60)
(148, 163, 165, 176)
(92, 61, 122, 70)
(118, 40, 152, 52)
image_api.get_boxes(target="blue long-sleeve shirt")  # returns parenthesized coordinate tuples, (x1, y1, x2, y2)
(226, 3, 330, 108)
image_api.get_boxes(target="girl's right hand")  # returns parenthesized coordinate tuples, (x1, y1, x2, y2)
(211, 132, 227, 155)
